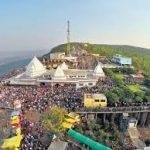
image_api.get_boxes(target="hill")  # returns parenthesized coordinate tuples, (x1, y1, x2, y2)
(43, 43, 150, 76)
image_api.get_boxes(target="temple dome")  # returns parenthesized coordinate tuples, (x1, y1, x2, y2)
(53, 66, 66, 79)
(25, 56, 46, 77)
(93, 62, 105, 76)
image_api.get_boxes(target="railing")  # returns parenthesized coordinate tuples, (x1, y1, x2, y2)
(76, 106, 150, 114)
(0, 105, 150, 113)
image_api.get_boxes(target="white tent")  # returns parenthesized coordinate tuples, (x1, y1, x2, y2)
(53, 66, 66, 79)
(60, 62, 68, 70)
(25, 56, 46, 77)
(93, 62, 105, 76)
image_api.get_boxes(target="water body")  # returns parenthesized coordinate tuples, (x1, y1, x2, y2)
(0, 58, 31, 75)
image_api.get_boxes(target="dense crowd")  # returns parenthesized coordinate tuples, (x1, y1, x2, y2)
(0, 69, 149, 149)
(82, 77, 116, 93)
(21, 120, 53, 150)
(0, 68, 24, 82)
(0, 83, 83, 149)
(0, 84, 83, 112)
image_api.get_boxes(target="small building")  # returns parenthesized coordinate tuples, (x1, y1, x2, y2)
(50, 52, 66, 60)
(112, 54, 132, 66)
(84, 93, 107, 108)
(65, 56, 77, 62)
(130, 72, 144, 83)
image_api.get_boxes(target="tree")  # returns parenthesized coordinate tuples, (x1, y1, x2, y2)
(144, 78, 150, 87)
(103, 68, 113, 77)
(105, 90, 119, 105)
(144, 89, 150, 102)
(40, 106, 67, 134)
(112, 75, 124, 87)
(134, 91, 144, 102)
(123, 87, 134, 102)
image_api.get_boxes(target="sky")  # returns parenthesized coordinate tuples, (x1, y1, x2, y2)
(0, 0, 150, 54)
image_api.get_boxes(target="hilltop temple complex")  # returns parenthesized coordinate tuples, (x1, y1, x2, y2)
(6, 56, 105, 89)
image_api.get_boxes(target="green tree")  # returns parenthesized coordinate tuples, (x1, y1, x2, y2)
(144, 78, 150, 87)
(144, 89, 150, 102)
(40, 106, 67, 134)
(134, 91, 144, 102)
(123, 87, 134, 102)
(112, 75, 124, 87)
(105, 91, 120, 105)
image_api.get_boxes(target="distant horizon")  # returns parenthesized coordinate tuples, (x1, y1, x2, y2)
(1, 41, 150, 54)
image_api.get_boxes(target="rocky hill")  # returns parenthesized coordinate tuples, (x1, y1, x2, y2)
(43, 43, 150, 76)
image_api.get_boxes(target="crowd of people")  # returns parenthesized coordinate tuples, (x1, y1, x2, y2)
(0, 81, 84, 149)
(0, 67, 149, 149)
(82, 77, 116, 93)
(21, 120, 53, 150)
(0, 84, 83, 112)
(0, 68, 24, 82)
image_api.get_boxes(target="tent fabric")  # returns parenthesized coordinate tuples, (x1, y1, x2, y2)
(25, 56, 46, 77)
(93, 62, 105, 76)
(1, 134, 22, 150)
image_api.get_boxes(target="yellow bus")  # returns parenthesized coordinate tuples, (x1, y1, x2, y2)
(84, 93, 107, 108)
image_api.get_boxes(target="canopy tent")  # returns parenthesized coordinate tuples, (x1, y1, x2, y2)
(1, 134, 22, 150)
(25, 56, 46, 77)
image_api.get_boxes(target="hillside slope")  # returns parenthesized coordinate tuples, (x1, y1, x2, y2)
(43, 43, 150, 76)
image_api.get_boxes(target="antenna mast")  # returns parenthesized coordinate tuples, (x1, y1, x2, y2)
(67, 20, 70, 55)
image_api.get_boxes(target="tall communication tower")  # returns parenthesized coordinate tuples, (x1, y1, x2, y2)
(67, 20, 70, 55)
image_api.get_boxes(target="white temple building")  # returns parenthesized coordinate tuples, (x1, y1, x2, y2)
(7, 57, 105, 89)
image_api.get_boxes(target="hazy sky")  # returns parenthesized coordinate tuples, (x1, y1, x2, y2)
(0, 0, 150, 53)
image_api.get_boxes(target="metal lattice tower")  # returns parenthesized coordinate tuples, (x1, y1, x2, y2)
(67, 20, 70, 55)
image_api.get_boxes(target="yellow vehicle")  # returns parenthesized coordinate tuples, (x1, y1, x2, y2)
(83, 93, 107, 108)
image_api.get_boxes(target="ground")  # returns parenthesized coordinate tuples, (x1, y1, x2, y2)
(138, 128, 150, 141)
